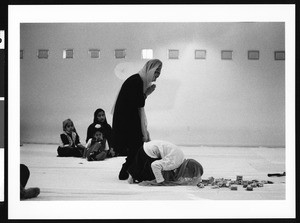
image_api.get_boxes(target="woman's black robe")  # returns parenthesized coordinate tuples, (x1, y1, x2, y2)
(112, 73, 146, 158)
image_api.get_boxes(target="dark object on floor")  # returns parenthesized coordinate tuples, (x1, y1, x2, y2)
(21, 187, 40, 200)
(20, 164, 40, 200)
(119, 164, 129, 180)
(267, 172, 285, 177)
(246, 185, 253, 191)
(230, 186, 238, 190)
(197, 176, 275, 190)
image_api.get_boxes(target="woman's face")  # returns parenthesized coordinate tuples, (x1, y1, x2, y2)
(96, 111, 106, 123)
(152, 65, 162, 82)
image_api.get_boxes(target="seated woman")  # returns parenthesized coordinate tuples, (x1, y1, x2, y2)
(127, 140, 204, 186)
(86, 108, 115, 157)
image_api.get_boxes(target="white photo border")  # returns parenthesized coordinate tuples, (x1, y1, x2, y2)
(8, 4, 295, 219)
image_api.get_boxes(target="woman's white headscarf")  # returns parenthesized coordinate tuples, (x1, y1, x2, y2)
(138, 59, 162, 93)
(138, 59, 162, 142)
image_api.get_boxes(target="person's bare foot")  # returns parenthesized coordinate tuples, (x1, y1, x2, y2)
(127, 174, 134, 184)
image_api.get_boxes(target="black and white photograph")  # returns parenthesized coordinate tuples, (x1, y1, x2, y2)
(6, 4, 296, 220)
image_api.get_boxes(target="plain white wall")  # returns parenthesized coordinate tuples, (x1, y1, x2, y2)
(20, 22, 285, 147)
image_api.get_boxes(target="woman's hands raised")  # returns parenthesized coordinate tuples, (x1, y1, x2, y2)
(145, 84, 156, 97)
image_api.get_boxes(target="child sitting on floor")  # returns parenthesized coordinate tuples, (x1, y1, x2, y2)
(84, 125, 112, 161)
(57, 118, 85, 157)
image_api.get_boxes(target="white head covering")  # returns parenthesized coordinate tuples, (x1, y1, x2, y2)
(138, 59, 163, 93)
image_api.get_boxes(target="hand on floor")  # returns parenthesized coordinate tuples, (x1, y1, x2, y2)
(139, 180, 165, 186)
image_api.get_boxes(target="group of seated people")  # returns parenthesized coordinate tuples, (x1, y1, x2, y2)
(57, 108, 115, 161)
(56, 108, 204, 187)
(20, 108, 204, 200)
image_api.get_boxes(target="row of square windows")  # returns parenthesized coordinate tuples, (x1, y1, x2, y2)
(20, 49, 286, 60)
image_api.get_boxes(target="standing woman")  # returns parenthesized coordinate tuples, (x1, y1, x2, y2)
(112, 59, 163, 180)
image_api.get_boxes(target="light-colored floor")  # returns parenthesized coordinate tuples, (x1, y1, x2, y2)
(20, 143, 286, 201)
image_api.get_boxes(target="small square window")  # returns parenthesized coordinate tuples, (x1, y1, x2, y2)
(63, 49, 74, 59)
(195, 50, 206, 59)
(168, 49, 179, 59)
(221, 50, 233, 60)
(141, 49, 153, 59)
(248, 50, 259, 60)
(115, 49, 126, 59)
(274, 51, 285, 60)
(89, 49, 100, 59)
(37, 49, 49, 59)
(20, 50, 24, 59)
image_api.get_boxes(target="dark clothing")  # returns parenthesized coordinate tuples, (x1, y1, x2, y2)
(112, 74, 146, 157)
(20, 164, 30, 188)
(57, 132, 84, 157)
(86, 123, 113, 148)
(60, 132, 80, 147)
(127, 146, 160, 182)
(85, 139, 107, 161)
(20, 164, 40, 199)
(112, 73, 146, 179)
(57, 146, 82, 157)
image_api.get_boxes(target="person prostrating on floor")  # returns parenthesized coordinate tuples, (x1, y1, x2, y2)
(57, 118, 85, 157)
(127, 140, 204, 186)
